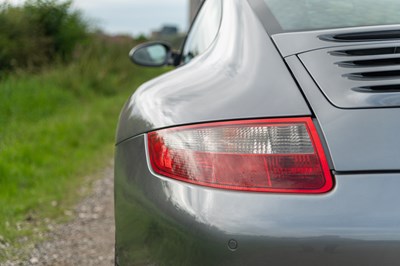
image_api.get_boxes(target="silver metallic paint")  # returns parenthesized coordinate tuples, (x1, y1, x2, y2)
(115, 135, 400, 265)
(115, 0, 400, 264)
(116, 0, 310, 144)
(286, 55, 400, 171)
(299, 43, 400, 108)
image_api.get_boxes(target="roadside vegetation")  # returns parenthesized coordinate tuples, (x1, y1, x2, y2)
(0, 0, 165, 260)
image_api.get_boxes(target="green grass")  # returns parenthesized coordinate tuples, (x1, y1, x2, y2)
(0, 39, 166, 260)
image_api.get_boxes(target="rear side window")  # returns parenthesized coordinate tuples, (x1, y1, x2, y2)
(262, 0, 400, 32)
(181, 0, 222, 64)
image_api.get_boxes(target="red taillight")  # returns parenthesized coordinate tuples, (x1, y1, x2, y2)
(147, 118, 333, 194)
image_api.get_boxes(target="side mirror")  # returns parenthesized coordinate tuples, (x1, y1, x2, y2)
(129, 42, 176, 67)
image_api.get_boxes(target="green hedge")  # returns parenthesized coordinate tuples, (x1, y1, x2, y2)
(0, 0, 88, 72)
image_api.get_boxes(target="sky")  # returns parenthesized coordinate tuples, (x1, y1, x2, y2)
(1, 0, 188, 36)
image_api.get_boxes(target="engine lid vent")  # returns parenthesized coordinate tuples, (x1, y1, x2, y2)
(320, 30, 400, 42)
(330, 47, 399, 56)
(299, 43, 400, 108)
(337, 57, 400, 68)
(353, 85, 400, 93)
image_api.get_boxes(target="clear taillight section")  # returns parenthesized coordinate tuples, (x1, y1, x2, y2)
(148, 118, 333, 193)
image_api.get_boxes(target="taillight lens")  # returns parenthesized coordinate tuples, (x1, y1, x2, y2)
(148, 118, 333, 193)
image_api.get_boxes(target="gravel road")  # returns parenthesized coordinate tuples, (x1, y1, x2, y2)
(6, 166, 115, 266)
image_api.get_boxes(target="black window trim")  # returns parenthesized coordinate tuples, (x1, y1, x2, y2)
(247, 0, 283, 35)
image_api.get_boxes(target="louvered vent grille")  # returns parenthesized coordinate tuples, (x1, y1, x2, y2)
(330, 47, 399, 56)
(337, 58, 400, 68)
(299, 43, 400, 108)
(331, 46, 400, 93)
(320, 30, 400, 43)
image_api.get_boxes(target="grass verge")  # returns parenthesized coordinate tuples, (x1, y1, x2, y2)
(0, 39, 166, 261)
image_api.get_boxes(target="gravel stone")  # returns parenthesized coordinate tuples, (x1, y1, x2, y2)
(5, 166, 115, 266)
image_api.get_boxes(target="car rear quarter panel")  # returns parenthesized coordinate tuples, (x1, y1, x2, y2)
(115, 135, 400, 266)
(115, 1, 400, 265)
(116, 0, 310, 144)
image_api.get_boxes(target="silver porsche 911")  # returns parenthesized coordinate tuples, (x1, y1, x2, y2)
(115, 0, 400, 265)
